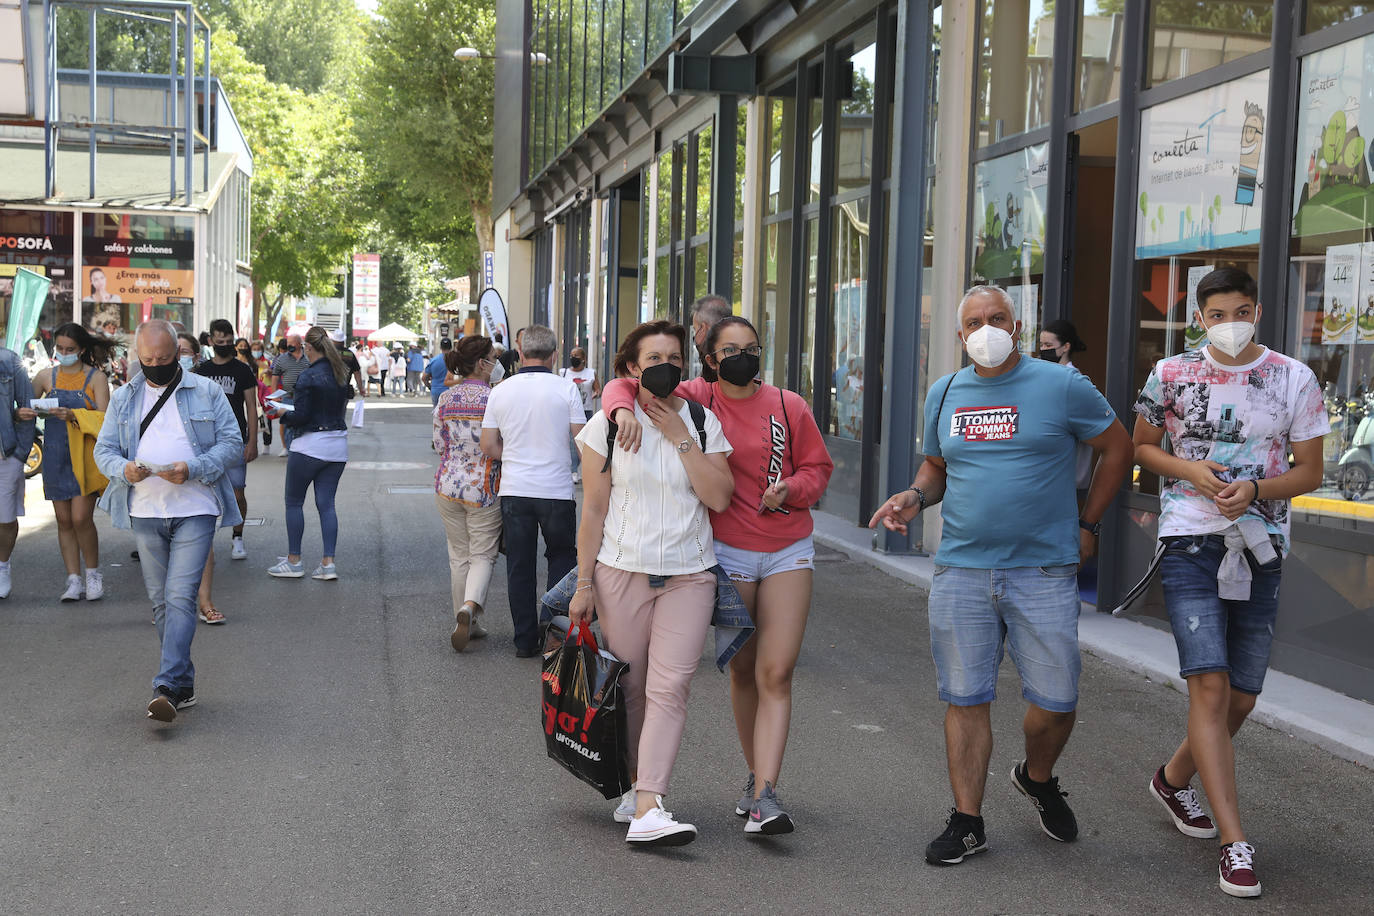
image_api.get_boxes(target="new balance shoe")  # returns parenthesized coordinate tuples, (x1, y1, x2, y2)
(60, 574, 84, 602)
(146, 685, 196, 722)
(626, 796, 697, 847)
(734, 772, 756, 817)
(231, 536, 247, 560)
(84, 569, 103, 601)
(1011, 760, 1078, 842)
(744, 782, 793, 835)
(925, 808, 987, 865)
(312, 563, 338, 581)
(613, 786, 637, 824)
(268, 559, 304, 578)
(1150, 766, 1217, 838)
(0, 562, 11, 599)
(1219, 841, 1262, 898)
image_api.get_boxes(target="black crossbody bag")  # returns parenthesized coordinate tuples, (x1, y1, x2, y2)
(139, 368, 182, 438)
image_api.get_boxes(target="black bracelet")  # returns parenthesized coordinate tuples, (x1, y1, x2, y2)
(906, 486, 926, 512)
(1251, 479, 1261, 501)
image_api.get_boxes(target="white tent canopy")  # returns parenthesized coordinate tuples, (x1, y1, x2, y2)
(366, 322, 420, 342)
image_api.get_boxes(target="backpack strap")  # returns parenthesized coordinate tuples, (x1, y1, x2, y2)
(600, 399, 709, 473)
(601, 416, 617, 473)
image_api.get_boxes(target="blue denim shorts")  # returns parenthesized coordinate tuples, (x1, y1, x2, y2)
(1159, 534, 1282, 695)
(927, 563, 1082, 713)
(714, 536, 815, 583)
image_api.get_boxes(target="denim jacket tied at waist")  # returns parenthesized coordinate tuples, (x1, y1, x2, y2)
(0, 347, 36, 461)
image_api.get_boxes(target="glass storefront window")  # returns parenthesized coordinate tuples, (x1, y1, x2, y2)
(799, 217, 820, 405)
(0, 209, 75, 366)
(647, 0, 673, 58)
(695, 124, 712, 239)
(976, 0, 1055, 146)
(834, 28, 877, 196)
(1289, 33, 1374, 528)
(761, 220, 792, 387)
(806, 65, 823, 204)
(569, 0, 585, 131)
(82, 212, 195, 333)
(691, 241, 709, 303)
(765, 94, 795, 217)
(1076, 0, 1123, 111)
(736, 104, 748, 226)
(623, 0, 645, 83)
(1147, 1, 1270, 87)
(829, 197, 869, 439)
(1307, 3, 1374, 32)
(971, 143, 1049, 350)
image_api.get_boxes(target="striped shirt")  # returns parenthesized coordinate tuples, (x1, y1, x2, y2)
(271, 352, 310, 395)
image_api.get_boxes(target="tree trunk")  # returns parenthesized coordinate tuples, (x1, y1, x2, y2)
(471, 178, 495, 259)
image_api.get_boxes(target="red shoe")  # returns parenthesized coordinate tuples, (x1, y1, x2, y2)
(1219, 841, 1262, 898)
(1149, 766, 1217, 838)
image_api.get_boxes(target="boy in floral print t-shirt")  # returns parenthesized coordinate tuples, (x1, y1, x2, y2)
(1131, 268, 1327, 901)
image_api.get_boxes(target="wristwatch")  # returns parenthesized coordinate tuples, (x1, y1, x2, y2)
(676, 438, 692, 454)
(1078, 518, 1101, 536)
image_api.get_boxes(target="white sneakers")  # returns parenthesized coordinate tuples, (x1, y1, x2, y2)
(0, 562, 10, 599)
(85, 569, 103, 601)
(60, 573, 83, 602)
(231, 536, 247, 560)
(625, 796, 697, 847)
(613, 786, 636, 824)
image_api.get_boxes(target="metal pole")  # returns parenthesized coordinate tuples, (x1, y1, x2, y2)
(169, 10, 177, 200)
(202, 21, 211, 191)
(44, 0, 56, 199)
(183, 8, 194, 206)
(708, 94, 737, 304)
(88, 8, 97, 199)
(1257, 0, 1298, 349)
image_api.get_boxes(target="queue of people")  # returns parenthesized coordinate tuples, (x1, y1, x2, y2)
(0, 267, 1324, 901)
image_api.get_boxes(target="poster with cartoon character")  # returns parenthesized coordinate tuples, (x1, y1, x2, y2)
(972, 144, 1048, 282)
(1136, 70, 1270, 258)
(1359, 241, 1374, 344)
(1323, 242, 1360, 345)
(1292, 33, 1374, 238)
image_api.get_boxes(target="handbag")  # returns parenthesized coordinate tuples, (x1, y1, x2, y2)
(541, 617, 632, 800)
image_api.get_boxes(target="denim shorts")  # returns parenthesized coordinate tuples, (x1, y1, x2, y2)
(927, 563, 1082, 713)
(714, 536, 815, 583)
(1159, 534, 1282, 695)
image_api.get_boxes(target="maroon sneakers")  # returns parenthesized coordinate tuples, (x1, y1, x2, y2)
(1149, 766, 1218, 838)
(1219, 841, 1262, 898)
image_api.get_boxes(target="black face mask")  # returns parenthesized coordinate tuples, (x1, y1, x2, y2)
(214, 343, 237, 358)
(570, 358, 584, 370)
(717, 352, 760, 386)
(639, 362, 681, 399)
(1038, 347, 1061, 362)
(142, 361, 180, 387)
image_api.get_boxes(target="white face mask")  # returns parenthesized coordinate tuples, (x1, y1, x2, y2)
(962, 324, 1016, 369)
(488, 358, 505, 384)
(1202, 315, 1257, 358)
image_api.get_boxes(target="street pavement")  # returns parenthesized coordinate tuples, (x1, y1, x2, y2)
(2, 397, 1372, 915)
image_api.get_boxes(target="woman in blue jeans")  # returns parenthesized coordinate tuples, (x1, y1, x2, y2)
(269, 326, 351, 581)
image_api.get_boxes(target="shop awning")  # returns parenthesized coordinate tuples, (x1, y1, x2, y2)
(367, 322, 420, 342)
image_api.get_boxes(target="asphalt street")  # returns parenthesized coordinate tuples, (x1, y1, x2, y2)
(2, 397, 1371, 915)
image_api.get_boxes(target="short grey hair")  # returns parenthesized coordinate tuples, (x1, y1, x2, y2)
(520, 324, 558, 361)
(134, 319, 176, 348)
(957, 285, 1016, 322)
(691, 294, 732, 326)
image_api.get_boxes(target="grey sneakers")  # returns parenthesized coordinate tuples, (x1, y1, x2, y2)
(734, 772, 756, 818)
(744, 782, 794, 835)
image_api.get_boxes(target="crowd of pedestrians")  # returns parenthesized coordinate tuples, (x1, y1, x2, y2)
(0, 266, 1326, 899)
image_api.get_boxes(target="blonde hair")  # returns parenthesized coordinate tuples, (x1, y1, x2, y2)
(305, 325, 349, 386)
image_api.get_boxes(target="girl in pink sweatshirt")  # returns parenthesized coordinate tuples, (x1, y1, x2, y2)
(602, 315, 834, 835)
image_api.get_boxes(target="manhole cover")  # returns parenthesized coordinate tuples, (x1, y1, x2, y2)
(351, 461, 428, 471)
(386, 485, 433, 495)
(240, 517, 267, 527)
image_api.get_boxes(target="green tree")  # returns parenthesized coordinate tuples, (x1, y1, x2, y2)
(352, 0, 496, 281)
(200, 0, 366, 94)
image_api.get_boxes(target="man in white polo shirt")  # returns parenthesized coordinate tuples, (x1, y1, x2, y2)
(480, 325, 584, 657)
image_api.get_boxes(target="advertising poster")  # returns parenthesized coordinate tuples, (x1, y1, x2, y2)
(478, 287, 509, 345)
(972, 143, 1048, 281)
(1360, 241, 1374, 343)
(1184, 265, 1213, 349)
(1005, 283, 1039, 353)
(1323, 242, 1361, 345)
(482, 251, 495, 289)
(352, 253, 380, 335)
(1292, 33, 1374, 238)
(81, 265, 194, 306)
(1136, 70, 1270, 258)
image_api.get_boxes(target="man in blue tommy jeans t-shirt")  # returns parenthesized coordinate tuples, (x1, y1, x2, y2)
(870, 285, 1134, 866)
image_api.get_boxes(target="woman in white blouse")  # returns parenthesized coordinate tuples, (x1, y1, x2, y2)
(570, 320, 734, 848)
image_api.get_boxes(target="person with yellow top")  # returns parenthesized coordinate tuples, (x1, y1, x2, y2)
(18, 323, 114, 601)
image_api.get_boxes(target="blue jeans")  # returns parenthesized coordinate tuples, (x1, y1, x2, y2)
(1160, 534, 1283, 695)
(927, 563, 1082, 713)
(285, 452, 345, 557)
(501, 495, 577, 653)
(131, 515, 217, 692)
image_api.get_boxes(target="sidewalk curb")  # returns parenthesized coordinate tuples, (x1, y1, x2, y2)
(811, 512, 1374, 771)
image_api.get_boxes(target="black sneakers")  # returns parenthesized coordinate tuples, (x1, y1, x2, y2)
(1010, 760, 1078, 842)
(925, 808, 988, 865)
(146, 684, 196, 722)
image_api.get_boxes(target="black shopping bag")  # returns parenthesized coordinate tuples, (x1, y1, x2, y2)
(541, 618, 632, 800)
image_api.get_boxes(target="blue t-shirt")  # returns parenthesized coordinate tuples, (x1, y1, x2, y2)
(923, 357, 1116, 568)
(427, 354, 448, 394)
(406, 350, 426, 372)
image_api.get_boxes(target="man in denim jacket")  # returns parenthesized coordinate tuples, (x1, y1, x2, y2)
(0, 344, 37, 599)
(94, 321, 243, 722)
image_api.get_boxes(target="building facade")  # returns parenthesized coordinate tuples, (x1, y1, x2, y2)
(492, 0, 1374, 703)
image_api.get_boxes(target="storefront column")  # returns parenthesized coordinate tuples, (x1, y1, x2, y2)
(709, 94, 738, 305)
(741, 96, 762, 322)
(914, 0, 976, 555)
(1257, 0, 1299, 347)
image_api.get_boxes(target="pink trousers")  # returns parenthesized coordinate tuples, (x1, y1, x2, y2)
(592, 564, 715, 796)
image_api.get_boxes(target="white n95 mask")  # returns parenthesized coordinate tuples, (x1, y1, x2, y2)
(1204, 318, 1256, 358)
(963, 325, 1016, 369)
(488, 359, 505, 384)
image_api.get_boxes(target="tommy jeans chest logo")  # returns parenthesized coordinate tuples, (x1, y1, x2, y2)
(950, 406, 1019, 441)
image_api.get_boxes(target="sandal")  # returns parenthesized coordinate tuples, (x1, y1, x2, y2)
(198, 605, 227, 625)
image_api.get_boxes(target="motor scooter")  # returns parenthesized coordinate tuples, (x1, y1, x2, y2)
(1338, 395, 1374, 500)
